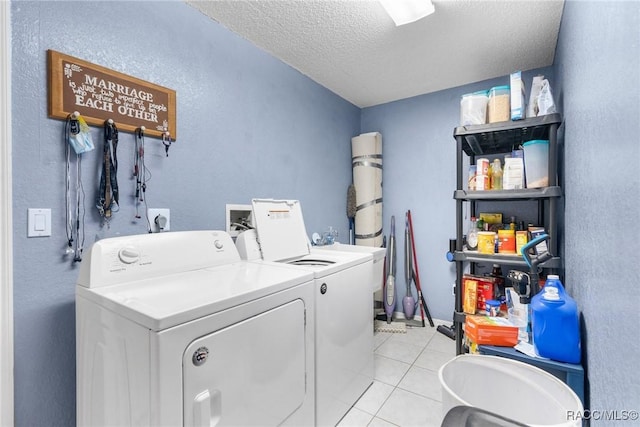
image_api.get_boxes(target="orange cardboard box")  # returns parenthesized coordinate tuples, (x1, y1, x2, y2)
(463, 279, 478, 314)
(464, 315, 518, 347)
(462, 274, 495, 311)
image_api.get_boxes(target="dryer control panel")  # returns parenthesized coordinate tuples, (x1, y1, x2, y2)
(118, 246, 141, 264)
(77, 230, 240, 288)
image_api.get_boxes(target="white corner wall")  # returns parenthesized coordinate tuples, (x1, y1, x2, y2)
(0, 1, 14, 426)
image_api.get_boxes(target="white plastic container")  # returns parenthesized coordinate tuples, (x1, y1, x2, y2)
(439, 355, 583, 427)
(488, 86, 510, 123)
(503, 157, 525, 190)
(460, 91, 489, 125)
(523, 140, 549, 188)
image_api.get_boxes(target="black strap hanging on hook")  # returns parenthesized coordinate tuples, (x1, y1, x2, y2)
(65, 114, 77, 255)
(134, 128, 144, 199)
(97, 120, 119, 221)
(134, 128, 142, 218)
(133, 126, 153, 232)
(134, 126, 148, 220)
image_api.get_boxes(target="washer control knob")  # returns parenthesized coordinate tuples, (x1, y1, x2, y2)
(118, 247, 140, 264)
(214, 240, 223, 249)
(320, 283, 327, 294)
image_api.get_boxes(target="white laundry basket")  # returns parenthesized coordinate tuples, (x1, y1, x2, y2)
(439, 355, 583, 427)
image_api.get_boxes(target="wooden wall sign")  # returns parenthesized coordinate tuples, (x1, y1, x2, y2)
(48, 49, 177, 139)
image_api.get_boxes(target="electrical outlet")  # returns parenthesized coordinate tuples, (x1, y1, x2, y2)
(148, 208, 170, 232)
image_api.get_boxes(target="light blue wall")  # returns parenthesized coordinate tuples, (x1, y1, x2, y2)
(360, 68, 554, 322)
(11, 1, 359, 425)
(554, 0, 640, 421)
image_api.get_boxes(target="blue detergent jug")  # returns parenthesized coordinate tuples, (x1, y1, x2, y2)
(531, 275, 581, 364)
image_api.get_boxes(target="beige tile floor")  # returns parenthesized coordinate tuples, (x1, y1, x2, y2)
(337, 320, 457, 427)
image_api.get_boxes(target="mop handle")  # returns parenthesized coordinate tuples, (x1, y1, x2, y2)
(404, 215, 412, 293)
(408, 210, 434, 327)
(407, 213, 425, 327)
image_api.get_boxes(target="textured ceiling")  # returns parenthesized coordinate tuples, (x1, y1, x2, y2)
(186, 0, 565, 108)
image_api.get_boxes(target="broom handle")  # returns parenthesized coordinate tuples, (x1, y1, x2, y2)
(408, 210, 435, 327)
(407, 212, 425, 327)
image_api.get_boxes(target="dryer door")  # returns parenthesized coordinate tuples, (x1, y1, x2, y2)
(183, 299, 307, 427)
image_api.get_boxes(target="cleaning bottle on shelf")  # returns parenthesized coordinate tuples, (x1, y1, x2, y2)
(531, 275, 581, 364)
(490, 264, 506, 310)
(491, 158, 503, 190)
(467, 217, 478, 250)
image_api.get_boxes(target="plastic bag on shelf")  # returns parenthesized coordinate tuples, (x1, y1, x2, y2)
(527, 75, 557, 117)
(536, 79, 557, 116)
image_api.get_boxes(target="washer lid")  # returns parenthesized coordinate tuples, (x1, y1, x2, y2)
(252, 199, 310, 262)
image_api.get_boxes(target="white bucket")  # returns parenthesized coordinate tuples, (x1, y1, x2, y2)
(439, 355, 583, 427)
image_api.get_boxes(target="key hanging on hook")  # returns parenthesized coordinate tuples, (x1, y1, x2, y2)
(162, 130, 172, 157)
(69, 111, 80, 135)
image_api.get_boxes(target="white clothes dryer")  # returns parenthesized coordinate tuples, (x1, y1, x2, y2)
(76, 230, 316, 427)
(240, 199, 374, 427)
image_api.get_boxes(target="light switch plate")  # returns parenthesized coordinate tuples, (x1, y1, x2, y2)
(28, 208, 51, 237)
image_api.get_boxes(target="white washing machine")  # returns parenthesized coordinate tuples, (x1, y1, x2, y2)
(313, 243, 386, 294)
(76, 230, 316, 427)
(313, 243, 387, 320)
(237, 199, 374, 427)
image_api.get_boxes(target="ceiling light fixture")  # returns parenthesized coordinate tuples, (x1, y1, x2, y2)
(379, 0, 435, 26)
